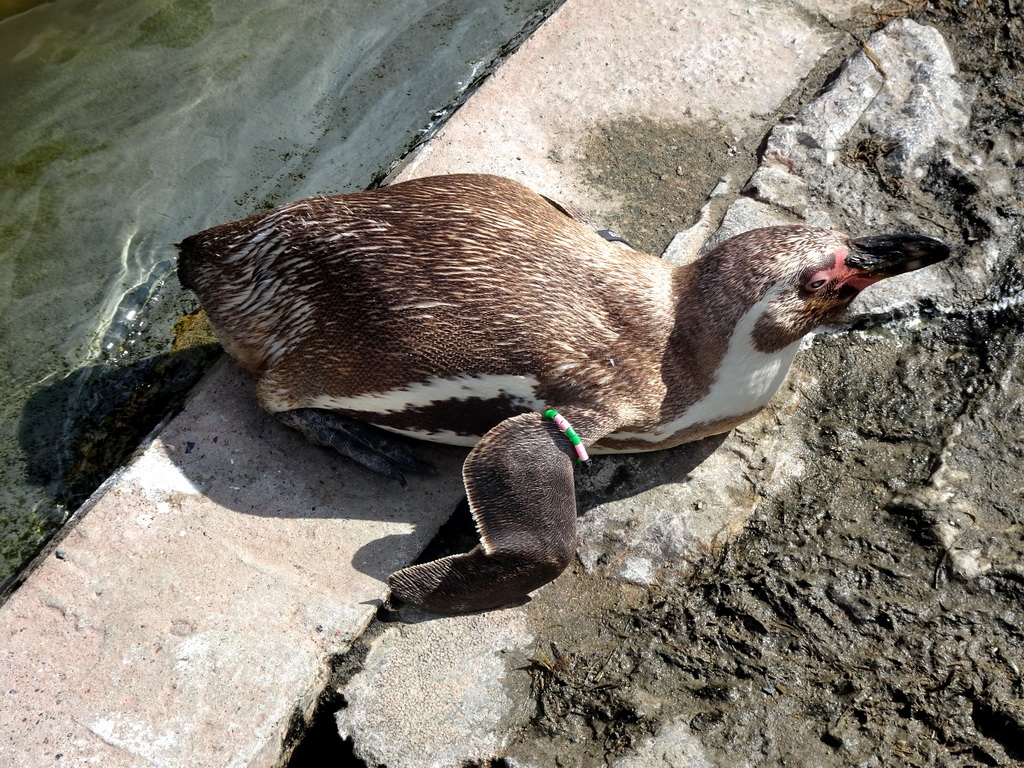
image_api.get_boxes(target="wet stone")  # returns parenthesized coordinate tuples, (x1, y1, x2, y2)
(608, 718, 715, 768)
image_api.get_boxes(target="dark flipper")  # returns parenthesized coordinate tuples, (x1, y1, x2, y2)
(389, 411, 612, 614)
(276, 408, 434, 485)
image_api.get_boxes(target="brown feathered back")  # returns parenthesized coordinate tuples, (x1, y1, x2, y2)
(178, 175, 675, 426)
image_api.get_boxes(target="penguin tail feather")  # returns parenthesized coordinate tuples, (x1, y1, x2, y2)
(175, 235, 203, 292)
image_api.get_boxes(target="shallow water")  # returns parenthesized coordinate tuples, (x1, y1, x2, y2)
(0, 0, 558, 588)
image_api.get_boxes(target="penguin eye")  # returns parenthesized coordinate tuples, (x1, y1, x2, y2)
(803, 274, 829, 293)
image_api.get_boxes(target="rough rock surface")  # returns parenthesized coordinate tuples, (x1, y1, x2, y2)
(335, 610, 534, 767)
(608, 718, 714, 768)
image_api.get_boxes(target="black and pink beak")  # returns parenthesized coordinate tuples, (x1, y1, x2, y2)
(845, 233, 951, 282)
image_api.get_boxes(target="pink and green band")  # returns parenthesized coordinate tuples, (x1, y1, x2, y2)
(543, 409, 591, 466)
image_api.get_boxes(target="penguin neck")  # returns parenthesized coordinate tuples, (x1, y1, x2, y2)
(662, 263, 802, 423)
(668, 262, 758, 365)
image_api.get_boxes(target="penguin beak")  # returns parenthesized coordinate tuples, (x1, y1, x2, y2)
(845, 234, 951, 281)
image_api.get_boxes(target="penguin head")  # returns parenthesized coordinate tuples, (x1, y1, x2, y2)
(699, 225, 951, 353)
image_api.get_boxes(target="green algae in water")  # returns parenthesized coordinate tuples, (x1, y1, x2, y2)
(7, 139, 106, 190)
(0, 0, 563, 591)
(134, 0, 214, 48)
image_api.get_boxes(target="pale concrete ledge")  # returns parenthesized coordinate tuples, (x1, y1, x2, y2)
(1, 361, 468, 766)
(1, 0, 875, 765)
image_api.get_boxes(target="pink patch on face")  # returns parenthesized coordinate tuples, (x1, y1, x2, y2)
(833, 247, 882, 291)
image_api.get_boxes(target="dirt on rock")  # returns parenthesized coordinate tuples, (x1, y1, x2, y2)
(581, 117, 737, 256)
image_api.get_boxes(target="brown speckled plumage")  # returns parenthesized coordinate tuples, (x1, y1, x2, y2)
(180, 175, 674, 439)
(177, 173, 950, 613)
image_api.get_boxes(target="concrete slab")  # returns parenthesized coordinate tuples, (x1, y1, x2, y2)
(336, 608, 536, 768)
(395, 0, 849, 215)
(0, 361, 468, 766)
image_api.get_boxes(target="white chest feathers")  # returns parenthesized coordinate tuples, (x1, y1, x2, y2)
(603, 286, 800, 449)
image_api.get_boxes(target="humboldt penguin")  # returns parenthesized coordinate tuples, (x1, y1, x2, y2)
(176, 173, 950, 614)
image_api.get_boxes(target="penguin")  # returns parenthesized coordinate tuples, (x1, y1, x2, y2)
(176, 173, 950, 614)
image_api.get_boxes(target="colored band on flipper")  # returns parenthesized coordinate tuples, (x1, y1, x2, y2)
(543, 409, 592, 466)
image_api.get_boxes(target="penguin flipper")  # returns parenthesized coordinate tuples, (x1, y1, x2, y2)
(388, 411, 609, 614)
(275, 408, 434, 485)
